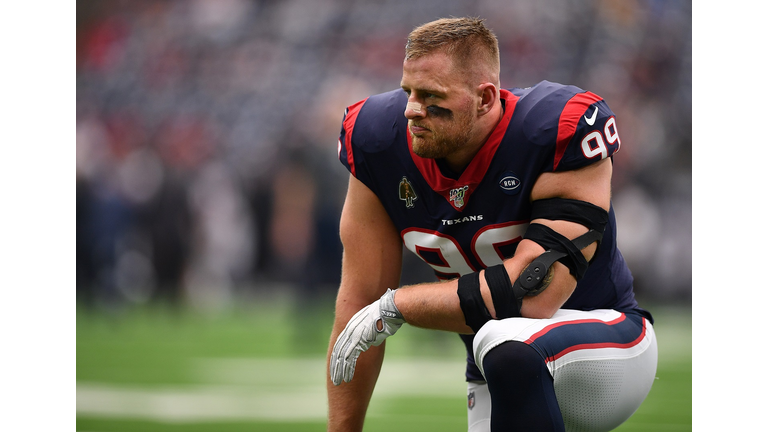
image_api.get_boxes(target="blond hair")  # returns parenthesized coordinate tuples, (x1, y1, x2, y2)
(405, 17, 500, 85)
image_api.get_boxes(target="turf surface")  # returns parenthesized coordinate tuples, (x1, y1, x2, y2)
(77, 298, 691, 431)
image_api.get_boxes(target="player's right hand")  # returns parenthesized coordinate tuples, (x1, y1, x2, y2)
(330, 288, 405, 385)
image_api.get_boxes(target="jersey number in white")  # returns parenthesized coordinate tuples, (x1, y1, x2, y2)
(581, 116, 621, 160)
(402, 221, 528, 278)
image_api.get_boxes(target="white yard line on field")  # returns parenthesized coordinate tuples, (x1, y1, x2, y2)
(76, 383, 327, 421)
(77, 357, 467, 422)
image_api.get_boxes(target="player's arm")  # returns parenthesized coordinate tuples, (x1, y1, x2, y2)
(500, 156, 612, 318)
(326, 174, 404, 432)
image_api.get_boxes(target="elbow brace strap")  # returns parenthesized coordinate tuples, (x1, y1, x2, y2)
(525, 197, 609, 280)
(485, 264, 519, 320)
(457, 266, 519, 333)
(457, 271, 492, 333)
(530, 198, 609, 233)
(522, 223, 602, 281)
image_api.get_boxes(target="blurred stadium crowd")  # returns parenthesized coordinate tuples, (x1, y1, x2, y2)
(76, 0, 691, 312)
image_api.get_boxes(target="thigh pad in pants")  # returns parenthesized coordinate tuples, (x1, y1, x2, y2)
(472, 309, 657, 432)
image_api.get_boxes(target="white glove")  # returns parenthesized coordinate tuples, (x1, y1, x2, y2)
(330, 288, 405, 385)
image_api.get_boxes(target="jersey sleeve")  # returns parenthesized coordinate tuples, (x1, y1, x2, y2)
(337, 98, 367, 178)
(551, 93, 622, 172)
(337, 89, 409, 194)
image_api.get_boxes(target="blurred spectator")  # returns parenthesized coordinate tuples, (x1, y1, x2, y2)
(185, 160, 255, 310)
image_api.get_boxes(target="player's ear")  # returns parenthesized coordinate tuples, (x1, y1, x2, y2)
(477, 83, 498, 116)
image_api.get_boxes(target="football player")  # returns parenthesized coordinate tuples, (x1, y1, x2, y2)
(328, 17, 657, 432)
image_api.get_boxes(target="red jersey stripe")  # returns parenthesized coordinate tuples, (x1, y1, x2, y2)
(343, 98, 368, 178)
(554, 92, 603, 171)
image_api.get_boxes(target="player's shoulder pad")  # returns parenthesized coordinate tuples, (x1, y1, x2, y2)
(512, 80, 590, 146)
(345, 89, 408, 153)
(512, 80, 620, 171)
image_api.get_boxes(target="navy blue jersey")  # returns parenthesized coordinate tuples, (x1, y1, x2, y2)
(337, 80, 645, 381)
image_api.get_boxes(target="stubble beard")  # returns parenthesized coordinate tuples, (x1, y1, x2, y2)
(410, 112, 474, 160)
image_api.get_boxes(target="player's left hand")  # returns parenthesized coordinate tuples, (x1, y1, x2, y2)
(330, 288, 405, 385)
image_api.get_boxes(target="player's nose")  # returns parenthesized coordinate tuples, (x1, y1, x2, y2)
(404, 99, 426, 119)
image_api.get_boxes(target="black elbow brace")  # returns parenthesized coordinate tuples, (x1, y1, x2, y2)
(457, 198, 608, 333)
(524, 197, 609, 280)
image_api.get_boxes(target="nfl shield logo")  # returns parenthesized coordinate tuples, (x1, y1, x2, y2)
(467, 390, 475, 410)
(449, 185, 469, 208)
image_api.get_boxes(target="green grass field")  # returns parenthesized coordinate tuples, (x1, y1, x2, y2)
(76, 298, 691, 431)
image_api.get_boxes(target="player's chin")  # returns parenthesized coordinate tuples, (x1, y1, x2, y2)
(411, 132, 429, 143)
(410, 133, 428, 148)
(412, 139, 442, 159)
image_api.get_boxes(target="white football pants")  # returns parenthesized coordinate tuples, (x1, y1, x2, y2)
(467, 309, 657, 432)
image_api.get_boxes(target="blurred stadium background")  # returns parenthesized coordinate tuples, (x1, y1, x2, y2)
(76, 0, 692, 430)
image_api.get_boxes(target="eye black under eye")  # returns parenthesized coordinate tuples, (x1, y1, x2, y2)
(427, 105, 452, 118)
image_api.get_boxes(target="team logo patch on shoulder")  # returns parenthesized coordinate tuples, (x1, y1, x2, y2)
(499, 171, 522, 195)
(398, 177, 418, 209)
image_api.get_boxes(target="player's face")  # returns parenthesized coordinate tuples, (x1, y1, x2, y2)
(400, 52, 477, 160)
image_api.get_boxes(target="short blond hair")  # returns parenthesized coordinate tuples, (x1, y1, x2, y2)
(405, 17, 500, 85)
